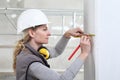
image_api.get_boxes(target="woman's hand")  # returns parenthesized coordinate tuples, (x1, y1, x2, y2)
(79, 36, 91, 60)
(64, 27, 84, 38)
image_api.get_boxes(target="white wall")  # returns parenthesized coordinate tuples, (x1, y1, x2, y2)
(84, 0, 120, 80)
(96, 0, 120, 80)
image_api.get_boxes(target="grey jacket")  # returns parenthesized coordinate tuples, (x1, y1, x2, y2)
(16, 42, 50, 80)
(16, 36, 84, 80)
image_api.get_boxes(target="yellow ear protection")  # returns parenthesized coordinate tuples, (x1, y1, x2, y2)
(37, 46, 50, 60)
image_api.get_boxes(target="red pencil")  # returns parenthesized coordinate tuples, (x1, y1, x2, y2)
(68, 45, 80, 60)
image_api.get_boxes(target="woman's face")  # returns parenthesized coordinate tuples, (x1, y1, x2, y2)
(31, 24, 51, 44)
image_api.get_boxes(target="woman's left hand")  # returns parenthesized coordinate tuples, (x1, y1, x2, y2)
(64, 27, 84, 38)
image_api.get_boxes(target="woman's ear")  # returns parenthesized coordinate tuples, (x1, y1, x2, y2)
(28, 29, 35, 38)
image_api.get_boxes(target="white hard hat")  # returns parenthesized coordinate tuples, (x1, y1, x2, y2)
(17, 9, 50, 34)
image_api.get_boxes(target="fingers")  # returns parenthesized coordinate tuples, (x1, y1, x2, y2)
(82, 36, 90, 41)
(80, 36, 91, 45)
(71, 27, 84, 37)
(80, 36, 91, 54)
(73, 32, 82, 37)
(75, 27, 84, 34)
(64, 27, 84, 38)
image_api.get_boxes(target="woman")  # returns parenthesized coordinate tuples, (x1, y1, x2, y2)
(13, 9, 91, 80)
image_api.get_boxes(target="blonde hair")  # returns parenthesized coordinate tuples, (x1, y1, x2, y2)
(13, 32, 31, 72)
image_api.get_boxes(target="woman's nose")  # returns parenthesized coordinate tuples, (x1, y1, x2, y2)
(47, 31, 51, 36)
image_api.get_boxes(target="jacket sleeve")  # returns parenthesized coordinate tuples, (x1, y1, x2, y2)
(28, 57, 84, 80)
(48, 36, 70, 58)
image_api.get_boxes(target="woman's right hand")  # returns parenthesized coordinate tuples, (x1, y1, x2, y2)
(79, 36, 91, 60)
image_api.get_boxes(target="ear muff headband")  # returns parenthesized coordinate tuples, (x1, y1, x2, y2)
(38, 46, 50, 60)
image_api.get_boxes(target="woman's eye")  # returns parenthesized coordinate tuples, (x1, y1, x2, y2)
(43, 28, 47, 31)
